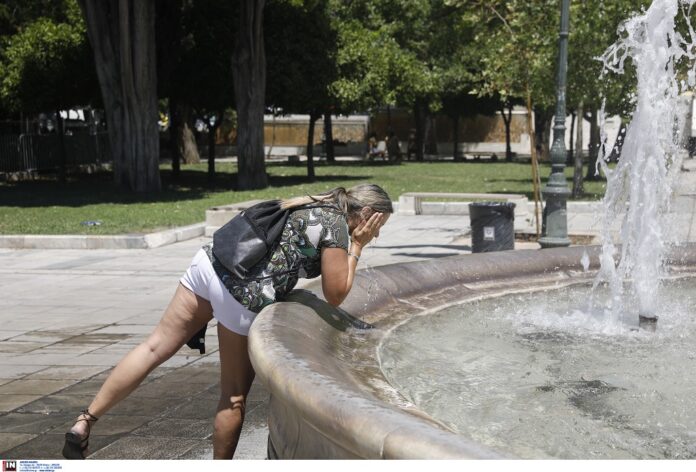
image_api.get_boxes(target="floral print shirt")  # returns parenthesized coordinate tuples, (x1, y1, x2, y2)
(203, 205, 349, 313)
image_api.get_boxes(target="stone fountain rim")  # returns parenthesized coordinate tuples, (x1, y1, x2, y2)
(248, 244, 696, 459)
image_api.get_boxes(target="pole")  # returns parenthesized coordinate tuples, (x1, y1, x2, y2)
(539, 0, 572, 248)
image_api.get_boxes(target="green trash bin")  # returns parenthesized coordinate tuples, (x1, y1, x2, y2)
(469, 202, 516, 253)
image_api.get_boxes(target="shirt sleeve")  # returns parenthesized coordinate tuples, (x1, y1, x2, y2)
(319, 209, 349, 250)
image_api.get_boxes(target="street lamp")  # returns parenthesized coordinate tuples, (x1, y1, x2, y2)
(539, 0, 572, 248)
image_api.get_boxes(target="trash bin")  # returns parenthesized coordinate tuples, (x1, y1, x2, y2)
(469, 202, 516, 253)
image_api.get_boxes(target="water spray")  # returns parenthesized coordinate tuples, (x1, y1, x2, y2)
(596, 0, 696, 330)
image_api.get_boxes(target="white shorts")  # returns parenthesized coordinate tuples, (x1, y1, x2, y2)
(180, 248, 258, 336)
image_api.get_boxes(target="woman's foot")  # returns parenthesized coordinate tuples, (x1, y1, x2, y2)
(62, 409, 98, 459)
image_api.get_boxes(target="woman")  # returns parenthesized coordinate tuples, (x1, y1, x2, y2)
(62, 184, 392, 460)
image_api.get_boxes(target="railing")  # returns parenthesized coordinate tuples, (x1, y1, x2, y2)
(0, 131, 110, 174)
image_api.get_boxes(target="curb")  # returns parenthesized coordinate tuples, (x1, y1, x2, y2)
(0, 222, 206, 250)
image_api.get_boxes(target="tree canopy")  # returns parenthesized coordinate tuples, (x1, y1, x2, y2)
(0, 0, 98, 114)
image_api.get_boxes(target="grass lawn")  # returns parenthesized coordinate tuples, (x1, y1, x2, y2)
(0, 160, 607, 235)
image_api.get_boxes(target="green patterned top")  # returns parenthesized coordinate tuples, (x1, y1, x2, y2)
(203, 205, 349, 313)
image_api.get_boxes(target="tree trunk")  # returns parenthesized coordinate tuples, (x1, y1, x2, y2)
(423, 115, 432, 157)
(452, 115, 460, 161)
(168, 97, 181, 178)
(526, 89, 542, 237)
(168, 101, 200, 175)
(178, 104, 200, 164)
(232, 0, 268, 190)
(324, 111, 335, 162)
(156, 0, 182, 179)
(572, 102, 584, 199)
(207, 114, 219, 183)
(608, 121, 627, 163)
(56, 109, 67, 183)
(425, 114, 438, 156)
(78, 0, 161, 193)
(413, 103, 426, 162)
(543, 111, 553, 162)
(534, 108, 553, 162)
(567, 111, 576, 166)
(501, 102, 513, 162)
(306, 110, 320, 181)
(586, 108, 601, 181)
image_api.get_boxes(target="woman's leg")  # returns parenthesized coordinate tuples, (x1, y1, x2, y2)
(213, 323, 255, 459)
(68, 283, 213, 439)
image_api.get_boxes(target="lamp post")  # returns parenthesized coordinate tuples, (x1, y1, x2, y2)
(539, 0, 572, 248)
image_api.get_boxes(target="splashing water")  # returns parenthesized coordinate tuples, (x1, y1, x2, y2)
(594, 0, 696, 325)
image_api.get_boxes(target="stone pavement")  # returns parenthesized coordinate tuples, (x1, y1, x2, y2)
(2, 159, 696, 460)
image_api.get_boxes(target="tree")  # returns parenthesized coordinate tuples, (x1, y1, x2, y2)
(171, 0, 237, 182)
(441, 90, 498, 160)
(330, 0, 451, 161)
(323, 111, 335, 162)
(0, 0, 68, 38)
(0, 1, 99, 180)
(498, 96, 525, 162)
(0, 7, 97, 114)
(266, 0, 338, 180)
(233, 0, 267, 190)
(156, 0, 196, 179)
(0, 0, 97, 117)
(463, 0, 558, 160)
(78, 0, 160, 193)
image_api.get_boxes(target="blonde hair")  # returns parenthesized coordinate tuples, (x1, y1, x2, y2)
(280, 184, 393, 217)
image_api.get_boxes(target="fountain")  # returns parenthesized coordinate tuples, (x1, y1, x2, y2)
(247, 0, 696, 459)
(595, 0, 696, 330)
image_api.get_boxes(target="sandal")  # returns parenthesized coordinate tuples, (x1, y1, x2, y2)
(62, 409, 98, 459)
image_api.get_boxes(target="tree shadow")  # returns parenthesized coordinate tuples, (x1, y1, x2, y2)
(0, 167, 372, 208)
(266, 173, 371, 188)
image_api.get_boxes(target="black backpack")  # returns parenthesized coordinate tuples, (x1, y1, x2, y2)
(212, 199, 290, 280)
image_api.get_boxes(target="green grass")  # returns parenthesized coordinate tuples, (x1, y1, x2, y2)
(0, 160, 607, 235)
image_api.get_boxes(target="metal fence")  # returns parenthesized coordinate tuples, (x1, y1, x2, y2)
(0, 126, 110, 174)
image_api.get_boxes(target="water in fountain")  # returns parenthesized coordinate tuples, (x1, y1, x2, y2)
(379, 278, 696, 459)
(594, 0, 696, 327)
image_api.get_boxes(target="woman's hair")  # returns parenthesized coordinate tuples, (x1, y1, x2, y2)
(280, 184, 393, 216)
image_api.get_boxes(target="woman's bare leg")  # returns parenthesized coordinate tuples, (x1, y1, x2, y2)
(69, 283, 213, 439)
(213, 323, 255, 459)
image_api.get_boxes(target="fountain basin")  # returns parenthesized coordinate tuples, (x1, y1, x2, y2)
(248, 245, 696, 459)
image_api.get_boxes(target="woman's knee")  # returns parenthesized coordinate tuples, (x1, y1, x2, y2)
(214, 394, 247, 435)
(218, 392, 247, 412)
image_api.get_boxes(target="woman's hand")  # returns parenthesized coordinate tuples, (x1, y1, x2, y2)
(350, 212, 387, 248)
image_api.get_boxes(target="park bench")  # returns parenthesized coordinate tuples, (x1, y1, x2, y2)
(397, 192, 533, 232)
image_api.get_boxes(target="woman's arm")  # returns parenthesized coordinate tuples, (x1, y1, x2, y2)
(320, 212, 385, 306)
